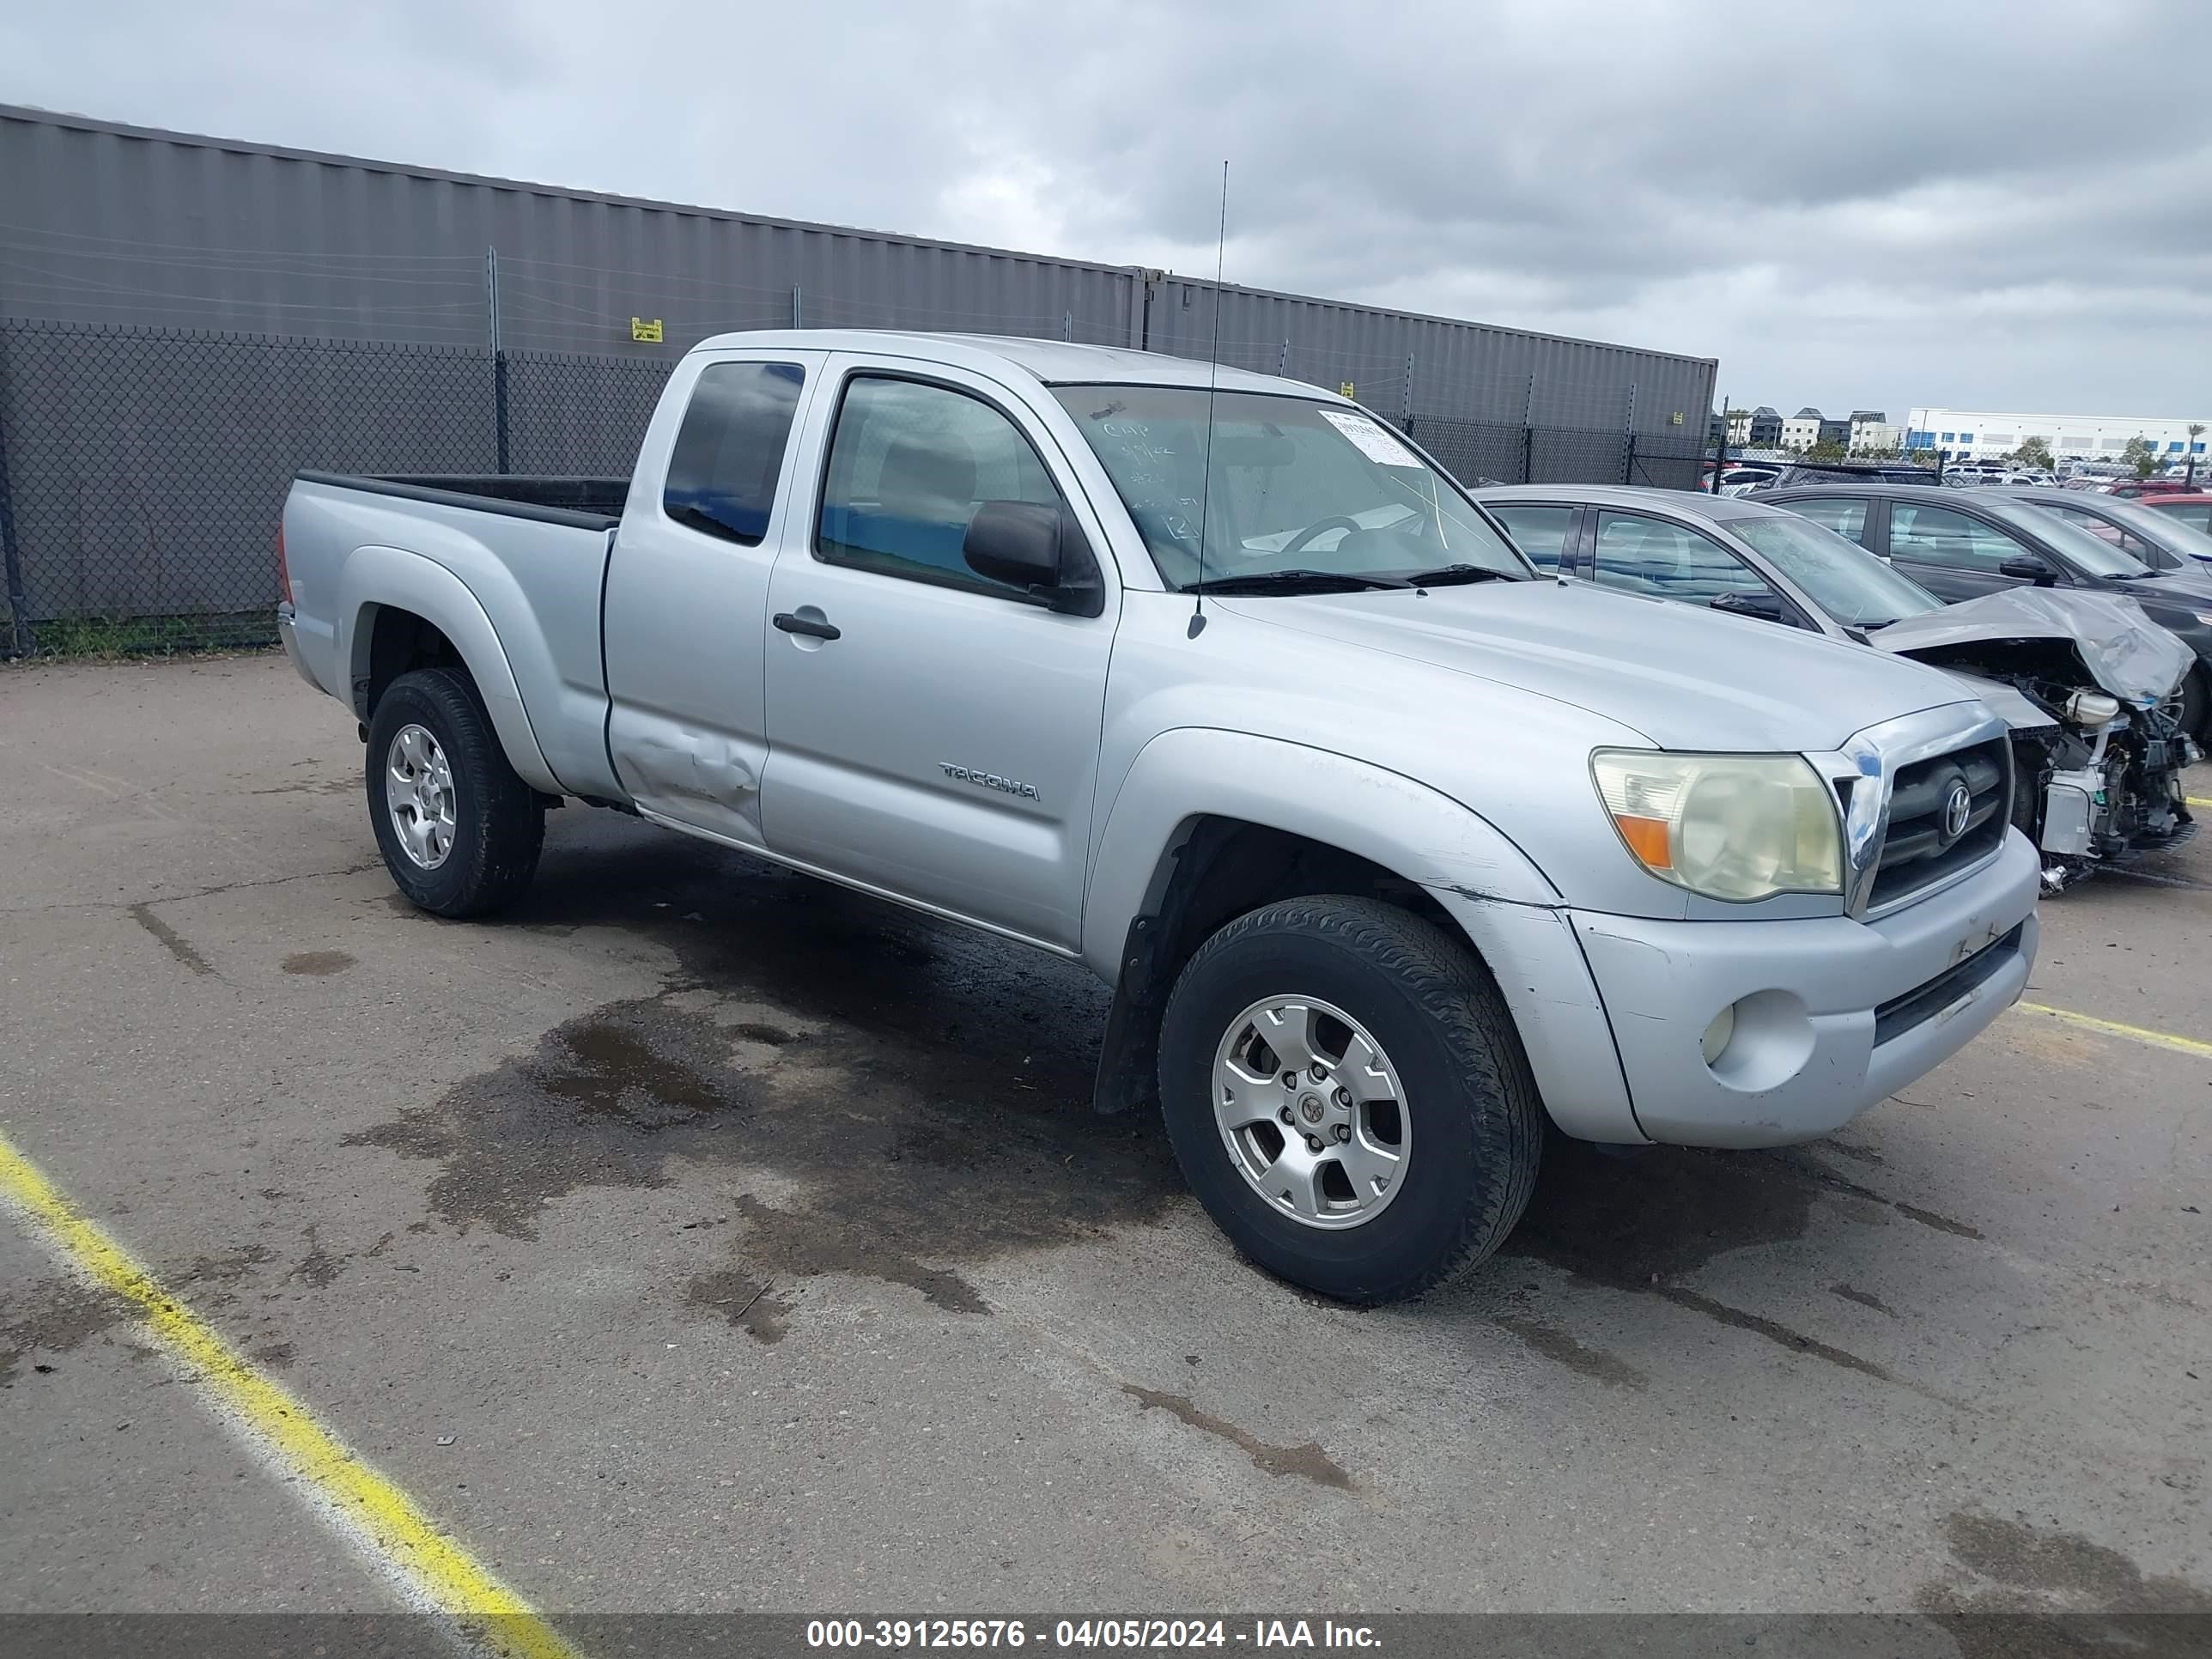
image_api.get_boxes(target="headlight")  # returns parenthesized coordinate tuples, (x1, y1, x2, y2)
(1591, 750, 1844, 902)
(2063, 690, 2122, 726)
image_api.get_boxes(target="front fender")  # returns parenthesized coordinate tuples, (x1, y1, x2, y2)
(1082, 727, 1639, 1143)
(337, 545, 563, 797)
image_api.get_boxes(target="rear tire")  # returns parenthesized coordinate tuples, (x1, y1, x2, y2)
(366, 667, 544, 917)
(1157, 896, 1543, 1305)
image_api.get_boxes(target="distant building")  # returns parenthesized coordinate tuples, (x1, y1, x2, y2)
(1780, 407, 1825, 451)
(1746, 405, 1784, 447)
(1906, 407, 2212, 465)
(1849, 410, 1903, 453)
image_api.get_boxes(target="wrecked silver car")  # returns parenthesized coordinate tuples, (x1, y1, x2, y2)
(1875, 588, 2197, 889)
(1472, 485, 2200, 890)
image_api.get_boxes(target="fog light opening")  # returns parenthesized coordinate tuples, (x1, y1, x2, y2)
(1701, 1003, 1737, 1067)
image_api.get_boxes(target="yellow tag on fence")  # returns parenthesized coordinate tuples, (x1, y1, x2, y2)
(630, 317, 664, 343)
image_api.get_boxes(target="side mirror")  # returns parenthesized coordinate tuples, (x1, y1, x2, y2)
(1710, 588, 1789, 623)
(1998, 555, 2058, 586)
(963, 500, 1103, 617)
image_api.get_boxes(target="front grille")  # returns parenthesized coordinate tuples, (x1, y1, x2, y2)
(1874, 922, 2027, 1047)
(1868, 738, 2009, 910)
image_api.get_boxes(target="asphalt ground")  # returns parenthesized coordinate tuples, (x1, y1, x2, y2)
(1, 653, 2206, 1642)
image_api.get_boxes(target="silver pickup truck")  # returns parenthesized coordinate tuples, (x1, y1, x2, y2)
(279, 330, 2040, 1304)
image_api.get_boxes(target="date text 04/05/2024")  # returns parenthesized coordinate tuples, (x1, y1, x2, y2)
(805, 1619, 1382, 1650)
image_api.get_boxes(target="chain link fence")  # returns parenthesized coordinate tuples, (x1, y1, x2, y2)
(0, 317, 1706, 656)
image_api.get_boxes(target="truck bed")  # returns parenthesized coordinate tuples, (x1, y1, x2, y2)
(292, 471, 629, 527)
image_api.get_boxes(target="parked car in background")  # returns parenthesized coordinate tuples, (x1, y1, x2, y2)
(1760, 483, 2212, 737)
(276, 330, 2042, 1304)
(1753, 461, 1937, 490)
(1476, 485, 2197, 890)
(1991, 486, 2212, 574)
(2106, 478, 2195, 500)
(2145, 494, 2212, 536)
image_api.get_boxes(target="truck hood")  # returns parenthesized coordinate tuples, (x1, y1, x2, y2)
(1874, 587, 2193, 705)
(1215, 578, 1969, 752)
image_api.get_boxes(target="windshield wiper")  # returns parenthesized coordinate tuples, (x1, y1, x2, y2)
(1397, 563, 1514, 586)
(1182, 568, 1414, 595)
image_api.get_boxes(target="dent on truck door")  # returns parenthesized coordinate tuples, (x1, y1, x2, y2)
(759, 365, 1116, 951)
(602, 350, 825, 844)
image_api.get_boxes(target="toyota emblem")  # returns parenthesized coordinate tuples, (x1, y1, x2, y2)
(1942, 780, 1972, 842)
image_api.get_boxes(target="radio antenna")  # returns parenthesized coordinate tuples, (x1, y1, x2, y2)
(1188, 160, 1228, 641)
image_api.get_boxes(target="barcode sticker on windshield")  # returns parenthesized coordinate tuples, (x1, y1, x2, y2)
(1318, 408, 1421, 468)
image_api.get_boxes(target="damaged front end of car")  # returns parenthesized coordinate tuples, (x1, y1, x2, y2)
(1871, 589, 2199, 893)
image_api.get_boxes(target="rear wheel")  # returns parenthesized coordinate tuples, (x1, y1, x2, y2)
(1157, 896, 1543, 1304)
(2182, 665, 2209, 744)
(366, 667, 544, 917)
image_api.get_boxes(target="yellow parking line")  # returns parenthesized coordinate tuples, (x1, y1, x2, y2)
(2014, 1001, 2212, 1060)
(2187, 796, 2212, 809)
(0, 1131, 580, 1659)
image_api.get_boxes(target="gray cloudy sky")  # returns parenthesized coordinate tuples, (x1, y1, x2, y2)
(6, 0, 2209, 419)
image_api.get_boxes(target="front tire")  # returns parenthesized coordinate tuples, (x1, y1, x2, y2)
(1157, 896, 1543, 1305)
(366, 667, 544, 917)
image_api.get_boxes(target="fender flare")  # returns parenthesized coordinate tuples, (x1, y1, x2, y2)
(337, 544, 564, 797)
(1080, 727, 1640, 1142)
(1082, 727, 1562, 978)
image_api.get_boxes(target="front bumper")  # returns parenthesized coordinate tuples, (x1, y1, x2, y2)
(1571, 829, 2040, 1147)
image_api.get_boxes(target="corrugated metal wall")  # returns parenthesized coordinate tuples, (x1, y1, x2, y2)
(0, 105, 1713, 420)
(0, 105, 1719, 647)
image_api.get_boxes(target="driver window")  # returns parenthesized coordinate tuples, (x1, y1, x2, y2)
(816, 375, 1065, 599)
(1887, 503, 2031, 572)
(1590, 511, 1775, 605)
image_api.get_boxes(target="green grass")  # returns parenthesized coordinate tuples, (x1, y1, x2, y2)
(5, 611, 279, 660)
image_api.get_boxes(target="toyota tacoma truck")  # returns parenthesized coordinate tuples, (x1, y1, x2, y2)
(278, 331, 2040, 1304)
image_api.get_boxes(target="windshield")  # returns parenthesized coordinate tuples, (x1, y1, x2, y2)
(1050, 386, 1528, 589)
(1730, 514, 1944, 628)
(1979, 497, 2152, 578)
(2087, 495, 2212, 563)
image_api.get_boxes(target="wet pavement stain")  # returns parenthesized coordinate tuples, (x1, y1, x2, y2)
(1121, 1385, 1354, 1491)
(282, 950, 356, 976)
(287, 1226, 347, 1289)
(1490, 1314, 1649, 1391)
(248, 1340, 298, 1367)
(722, 1193, 990, 1316)
(1, 1278, 131, 1385)
(1915, 1512, 2212, 1656)
(1893, 1201, 1984, 1241)
(345, 828, 1182, 1327)
(129, 902, 211, 975)
(1505, 1141, 1920, 1394)
(685, 1269, 792, 1344)
(1829, 1282, 1898, 1317)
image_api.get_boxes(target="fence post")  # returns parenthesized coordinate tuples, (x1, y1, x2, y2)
(1520, 373, 1536, 483)
(486, 247, 511, 475)
(1711, 390, 1729, 493)
(1621, 382, 1637, 483)
(1278, 338, 1289, 374)
(1401, 353, 1414, 430)
(792, 286, 803, 328)
(0, 325, 28, 656)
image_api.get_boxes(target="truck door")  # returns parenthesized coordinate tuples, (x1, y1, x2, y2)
(758, 357, 1119, 951)
(602, 348, 827, 846)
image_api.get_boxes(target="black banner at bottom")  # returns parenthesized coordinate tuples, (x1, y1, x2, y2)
(1, 1614, 2209, 1659)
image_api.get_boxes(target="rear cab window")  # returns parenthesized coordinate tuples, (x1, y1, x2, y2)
(662, 361, 807, 544)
